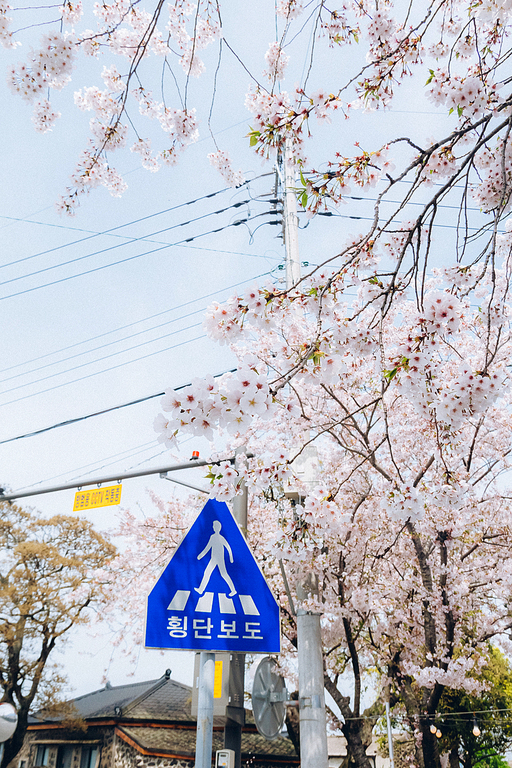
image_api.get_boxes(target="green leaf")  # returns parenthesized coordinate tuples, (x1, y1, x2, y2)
(425, 69, 435, 85)
(300, 191, 308, 208)
(383, 367, 398, 381)
(249, 131, 261, 147)
(457, 105, 464, 117)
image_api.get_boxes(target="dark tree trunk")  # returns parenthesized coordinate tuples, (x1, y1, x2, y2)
(449, 745, 460, 768)
(341, 719, 374, 768)
(420, 719, 442, 768)
(323, 676, 374, 768)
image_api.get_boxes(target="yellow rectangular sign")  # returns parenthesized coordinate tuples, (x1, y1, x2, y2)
(213, 660, 223, 699)
(73, 484, 122, 511)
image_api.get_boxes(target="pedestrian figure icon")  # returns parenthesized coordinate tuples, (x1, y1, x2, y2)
(195, 520, 236, 597)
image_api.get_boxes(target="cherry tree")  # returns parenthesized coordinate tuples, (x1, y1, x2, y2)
(148, 225, 512, 768)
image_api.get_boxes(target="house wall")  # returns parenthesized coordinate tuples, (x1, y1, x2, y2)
(113, 734, 192, 768)
(13, 726, 110, 768)
(12, 729, 192, 768)
(15, 725, 298, 768)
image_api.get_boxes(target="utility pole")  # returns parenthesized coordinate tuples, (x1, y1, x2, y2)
(296, 578, 329, 768)
(279, 139, 329, 768)
(224, 449, 248, 768)
(281, 137, 301, 288)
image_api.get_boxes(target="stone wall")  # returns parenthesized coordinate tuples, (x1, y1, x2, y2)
(113, 735, 192, 768)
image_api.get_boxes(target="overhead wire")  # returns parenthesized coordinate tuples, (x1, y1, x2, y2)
(0, 264, 275, 408)
(0, 332, 206, 408)
(14, 439, 160, 490)
(0, 321, 202, 397)
(310, 209, 500, 233)
(0, 269, 274, 396)
(14, 433, 199, 492)
(1, 199, 261, 287)
(0, 275, 263, 376)
(0, 173, 273, 270)
(0, 312, 203, 387)
(0, 367, 237, 446)
(0, 212, 280, 302)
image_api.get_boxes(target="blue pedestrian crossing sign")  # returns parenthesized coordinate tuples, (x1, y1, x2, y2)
(145, 499, 280, 653)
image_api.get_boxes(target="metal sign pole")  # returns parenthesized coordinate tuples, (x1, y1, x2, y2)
(385, 702, 395, 768)
(195, 651, 215, 768)
(224, 451, 248, 768)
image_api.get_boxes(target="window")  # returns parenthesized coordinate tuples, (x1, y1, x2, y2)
(57, 746, 74, 768)
(35, 746, 50, 767)
(80, 747, 98, 768)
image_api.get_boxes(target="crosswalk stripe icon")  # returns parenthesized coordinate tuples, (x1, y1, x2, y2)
(145, 499, 280, 653)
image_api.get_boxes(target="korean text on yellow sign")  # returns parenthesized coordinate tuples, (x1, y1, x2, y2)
(73, 484, 122, 511)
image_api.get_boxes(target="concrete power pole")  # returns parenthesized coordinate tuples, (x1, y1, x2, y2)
(224, 450, 248, 768)
(280, 139, 329, 768)
(281, 138, 301, 289)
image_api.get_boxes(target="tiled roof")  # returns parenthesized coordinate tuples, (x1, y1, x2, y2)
(28, 674, 299, 765)
(119, 725, 298, 761)
(30, 676, 191, 723)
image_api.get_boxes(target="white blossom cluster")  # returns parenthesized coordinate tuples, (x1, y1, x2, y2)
(0, 0, 16, 48)
(8, 32, 75, 130)
(165, 2, 221, 77)
(385, 483, 424, 521)
(61, 1, 83, 26)
(435, 368, 504, 429)
(420, 146, 458, 185)
(154, 365, 274, 446)
(264, 42, 290, 81)
(55, 147, 128, 214)
(31, 99, 61, 133)
(207, 150, 244, 188)
(426, 68, 501, 118)
(275, 0, 303, 19)
(472, 138, 512, 212)
(130, 138, 160, 172)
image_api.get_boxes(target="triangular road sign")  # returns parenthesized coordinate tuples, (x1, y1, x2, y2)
(145, 499, 280, 653)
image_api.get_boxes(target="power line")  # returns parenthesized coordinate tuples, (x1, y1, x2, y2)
(2, 200, 254, 287)
(0, 321, 202, 397)
(0, 312, 203, 386)
(0, 367, 236, 445)
(0, 273, 278, 376)
(0, 333, 205, 408)
(0, 212, 279, 302)
(14, 434, 198, 493)
(14, 439, 159, 491)
(0, 454, 241, 503)
(0, 173, 273, 271)
(0, 271, 271, 392)
(311, 209, 501, 234)
(0, 268, 271, 407)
